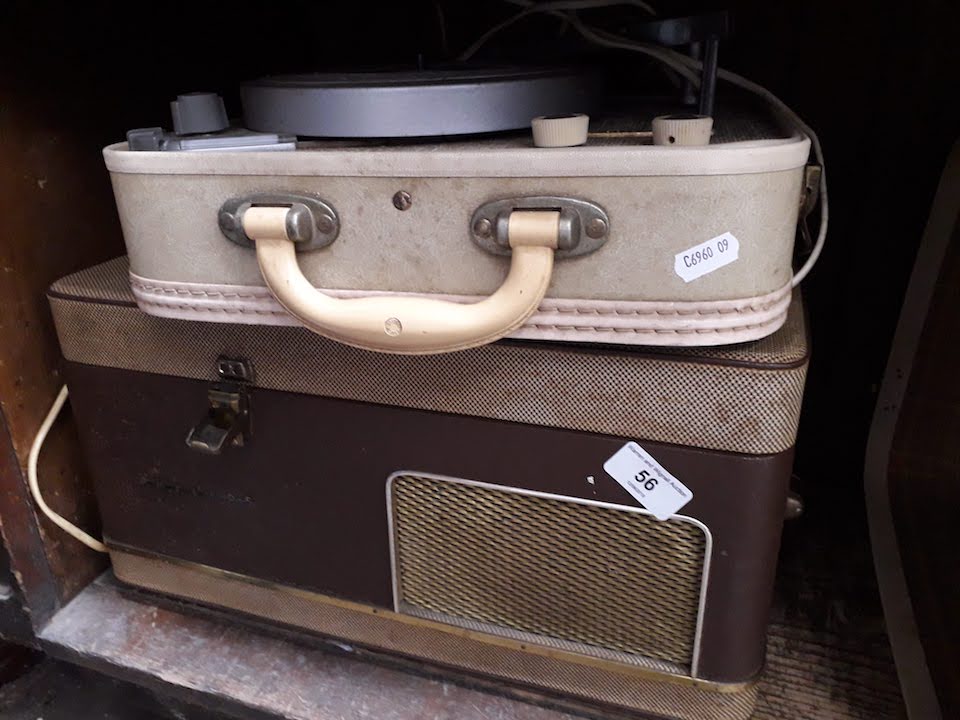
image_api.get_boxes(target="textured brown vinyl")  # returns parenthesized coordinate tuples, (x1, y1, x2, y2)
(63, 361, 792, 683)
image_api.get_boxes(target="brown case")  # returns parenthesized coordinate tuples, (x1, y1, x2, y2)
(49, 258, 810, 720)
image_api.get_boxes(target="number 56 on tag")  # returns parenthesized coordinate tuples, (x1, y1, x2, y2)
(603, 442, 694, 520)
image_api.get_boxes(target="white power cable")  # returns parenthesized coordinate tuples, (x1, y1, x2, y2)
(566, 17, 703, 84)
(469, 2, 829, 286)
(503, 0, 656, 14)
(460, 0, 657, 61)
(459, 7, 557, 61)
(27, 385, 108, 553)
(573, 28, 829, 286)
(712, 66, 827, 286)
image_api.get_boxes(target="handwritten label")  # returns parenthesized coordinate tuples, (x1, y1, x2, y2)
(603, 442, 693, 520)
(674, 232, 739, 282)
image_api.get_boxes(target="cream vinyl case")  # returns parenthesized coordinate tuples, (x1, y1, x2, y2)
(104, 65, 825, 354)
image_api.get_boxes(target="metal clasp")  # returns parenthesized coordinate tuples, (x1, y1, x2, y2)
(470, 196, 610, 258)
(185, 357, 253, 455)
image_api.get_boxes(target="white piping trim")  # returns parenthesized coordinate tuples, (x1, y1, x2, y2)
(384, 470, 712, 679)
(128, 272, 792, 347)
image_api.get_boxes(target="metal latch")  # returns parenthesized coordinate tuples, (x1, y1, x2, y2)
(185, 357, 253, 454)
(470, 196, 610, 258)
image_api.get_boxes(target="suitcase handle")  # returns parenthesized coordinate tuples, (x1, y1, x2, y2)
(244, 207, 559, 354)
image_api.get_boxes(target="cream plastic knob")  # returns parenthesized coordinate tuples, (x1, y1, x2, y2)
(652, 114, 714, 146)
(531, 114, 589, 147)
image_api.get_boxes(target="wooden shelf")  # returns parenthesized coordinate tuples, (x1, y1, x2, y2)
(35, 535, 908, 720)
(39, 573, 587, 720)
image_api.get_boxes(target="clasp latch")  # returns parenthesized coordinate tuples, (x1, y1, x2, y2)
(185, 357, 253, 454)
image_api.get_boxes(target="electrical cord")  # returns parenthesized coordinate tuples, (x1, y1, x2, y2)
(568, 24, 828, 286)
(460, 0, 657, 62)
(459, 6, 560, 61)
(467, 1, 828, 286)
(503, 0, 656, 14)
(27, 385, 107, 553)
(713, 65, 827, 286)
(564, 16, 704, 83)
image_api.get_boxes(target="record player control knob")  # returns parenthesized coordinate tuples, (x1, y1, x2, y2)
(652, 114, 713, 146)
(531, 114, 589, 148)
(170, 92, 229, 136)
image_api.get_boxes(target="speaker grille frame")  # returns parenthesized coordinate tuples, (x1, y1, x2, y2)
(386, 471, 713, 678)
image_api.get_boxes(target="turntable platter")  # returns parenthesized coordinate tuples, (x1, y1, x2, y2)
(240, 67, 598, 138)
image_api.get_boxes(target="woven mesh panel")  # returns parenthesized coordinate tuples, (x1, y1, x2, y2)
(391, 475, 705, 668)
(50, 260, 808, 455)
(111, 551, 758, 720)
(49, 256, 132, 303)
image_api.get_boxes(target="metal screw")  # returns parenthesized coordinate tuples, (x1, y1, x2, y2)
(384, 317, 403, 336)
(218, 211, 236, 233)
(473, 217, 493, 238)
(585, 217, 608, 239)
(316, 213, 336, 234)
(392, 191, 412, 211)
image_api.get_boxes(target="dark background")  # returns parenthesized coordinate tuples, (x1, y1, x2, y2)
(1, 0, 958, 660)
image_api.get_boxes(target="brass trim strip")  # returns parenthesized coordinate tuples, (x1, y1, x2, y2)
(107, 541, 756, 695)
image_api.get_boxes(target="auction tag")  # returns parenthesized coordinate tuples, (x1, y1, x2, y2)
(674, 232, 739, 282)
(603, 442, 693, 520)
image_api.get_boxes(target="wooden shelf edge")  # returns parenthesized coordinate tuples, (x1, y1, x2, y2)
(37, 573, 588, 720)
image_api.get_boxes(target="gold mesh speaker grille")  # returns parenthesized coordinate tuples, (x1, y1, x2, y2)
(110, 550, 757, 720)
(390, 474, 706, 669)
(50, 260, 808, 455)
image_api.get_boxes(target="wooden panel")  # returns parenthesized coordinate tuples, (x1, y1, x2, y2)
(887, 226, 960, 717)
(0, 71, 120, 621)
(0, 519, 35, 644)
(0, 407, 58, 636)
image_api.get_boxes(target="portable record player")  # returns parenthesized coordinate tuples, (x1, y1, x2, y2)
(105, 60, 821, 354)
(35, 16, 824, 720)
